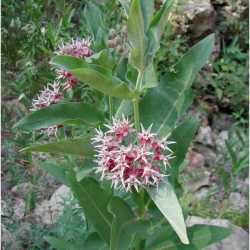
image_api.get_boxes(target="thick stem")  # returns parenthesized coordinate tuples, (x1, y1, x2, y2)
(109, 96, 113, 120)
(133, 100, 140, 132)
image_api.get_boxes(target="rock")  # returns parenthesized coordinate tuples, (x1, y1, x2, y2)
(11, 182, 35, 199)
(13, 198, 26, 219)
(194, 187, 210, 200)
(33, 185, 73, 225)
(186, 170, 211, 192)
(228, 192, 247, 213)
(215, 131, 229, 151)
(186, 216, 249, 250)
(1, 200, 12, 218)
(15, 222, 31, 242)
(198, 145, 217, 167)
(188, 151, 205, 169)
(181, 0, 216, 38)
(196, 126, 214, 146)
(236, 178, 249, 194)
(1, 224, 20, 250)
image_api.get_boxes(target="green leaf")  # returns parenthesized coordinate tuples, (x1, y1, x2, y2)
(146, 224, 231, 250)
(140, 0, 155, 30)
(84, 3, 104, 39)
(15, 102, 104, 130)
(83, 233, 107, 250)
(118, 0, 130, 17)
(147, 0, 174, 57)
(108, 197, 150, 250)
(140, 34, 215, 135)
(37, 161, 69, 185)
(140, 66, 193, 135)
(68, 176, 113, 243)
(86, 49, 116, 70)
(128, 0, 146, 70)
(71, 67, 137, 99)
(180, 34, 215, 74)
(147, 178, 189, 244)
(76, 159, 94, 182)
(21, 137, 94, 157)
(115, 100, 132, 119)
(45, 236, 82, 250)
(51, 55, 87, 70)
(142, 63, 158, 89)
(169, 119, 199, 190)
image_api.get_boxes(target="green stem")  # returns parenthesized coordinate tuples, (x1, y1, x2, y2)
(109, 96, 113, 120)
(133, 100, 140, 132)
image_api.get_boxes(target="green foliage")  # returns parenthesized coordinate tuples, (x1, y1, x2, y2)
(6, 1, 236, 249)
(146, 224, 231, 250)
(21, 137, 94, 157)
(15, 102, 104, 130)
(148, 178, 189, 244)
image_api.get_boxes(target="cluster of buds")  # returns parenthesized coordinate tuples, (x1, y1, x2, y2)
(92, 117, 175, 192)
(55, 38, 92, 90)
(107, 26, 129, 56)
(31, 82, 64, 136)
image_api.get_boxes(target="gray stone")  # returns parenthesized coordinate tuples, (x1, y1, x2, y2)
(196, 126, 214, 146)
(11, 182, 35, 199)
(186, 216, 249, 250)
(13, 198, 26, 220)
(188, 151, 205, 169)
(181, 0, 216, 38)
(215, 131, 229, 151)
(228, 192, 248, 213)
(186, 170, 211, 192)
(1, 200, 12, 218)
(33, 185, 73, 225)
(1, 224, 20, 250)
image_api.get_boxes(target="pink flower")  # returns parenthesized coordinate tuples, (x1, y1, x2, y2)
(57, 38, 92, 58)
(56, 38, 92, 90)
(92, 117, 175, 192)
(31, 82, 64, 136)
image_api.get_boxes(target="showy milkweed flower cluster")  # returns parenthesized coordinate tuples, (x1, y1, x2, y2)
(92, 117, 175, 192)
(31, 82, 63, 136)
(31, 38, 92, 136)
(55, 38, 92, 90)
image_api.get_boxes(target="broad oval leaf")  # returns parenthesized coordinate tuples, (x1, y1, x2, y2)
(16, 102, 104, 130)
(20, 137, 94, 157)
(68, 176, 113, 243)
(147, 178, 189, 244)
(71, 67, 137, 99)
(140, 34, 215, 135)
(108, 197, 150, 250)
(51, 55, 87, 70)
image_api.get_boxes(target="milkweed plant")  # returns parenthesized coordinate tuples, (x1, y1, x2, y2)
(16, 0, 232, 249)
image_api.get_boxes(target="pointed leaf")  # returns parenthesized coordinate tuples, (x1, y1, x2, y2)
(71, 67, 137, 99)
(140, 34, 214, 135)
(108, 197, 150, 250)
(169, 119, 199, 190)
(128, 0, 146, 70)
(84, 3, 104, 38)
(16, 102, 104, 130)
(45, 236, 82, 250)
(68, 176, 113, 243)
(147, 178, 189, 244)
(21, 137, 94, 157)
(51, 55, 87, 70)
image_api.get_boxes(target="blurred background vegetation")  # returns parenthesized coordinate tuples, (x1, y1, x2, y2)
(2, 0, 249, 249)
